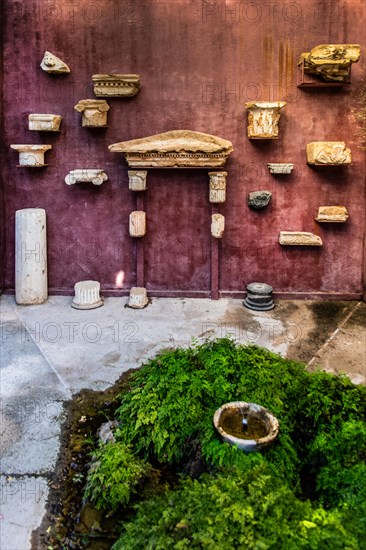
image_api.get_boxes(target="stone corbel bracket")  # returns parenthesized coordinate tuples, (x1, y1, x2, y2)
(109, 130, 233, 169)
(11, 144, 52, 167)
(268, 163, 293, 174)
(65, 169, 108, 186)
(29, 114, 62, 132)
(279, 231, 322, 246)
(40, 51, 70, 74)
(74, 100, 110, 127)
(92, 74, 140, 97)
(299, 44, 361, 83)
(245, 101, 286, 139)
(306, 142, 351, 165)
(315, 206, 349, 223)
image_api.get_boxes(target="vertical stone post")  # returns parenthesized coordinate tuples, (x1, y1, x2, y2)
(15, 208, 48, 304)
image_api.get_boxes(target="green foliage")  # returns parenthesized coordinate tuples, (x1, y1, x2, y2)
(113, 466, 358, 550)
(81, 339, 366, 547)
(84, 441, 150, 513)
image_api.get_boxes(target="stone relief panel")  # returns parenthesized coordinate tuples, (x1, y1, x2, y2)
(306, 142, 351, 165)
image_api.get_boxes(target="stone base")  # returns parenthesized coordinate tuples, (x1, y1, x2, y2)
(71, 299, 104, 310)
(243, 282, 274, 311)
(72, 280, 103, 310)
(128, 287, 148, 309)
(243, 298, 275, 311)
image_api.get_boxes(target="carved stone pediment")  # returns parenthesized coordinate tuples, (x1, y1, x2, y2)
(299, 44, 361, 82)
(306, 142, 351, 165)
(92, 74, 140, 97)
(109, 130, 233, 168)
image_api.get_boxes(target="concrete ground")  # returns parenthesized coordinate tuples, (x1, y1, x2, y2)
(0, 294, 365, 550)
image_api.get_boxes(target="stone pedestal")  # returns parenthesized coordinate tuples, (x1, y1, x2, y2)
(72, 281, 103, 310)
(243, 282, 274, 311)
(209, 172, 227, 203)
(128, 287, 148, 309)
(15, 208, 48, 305)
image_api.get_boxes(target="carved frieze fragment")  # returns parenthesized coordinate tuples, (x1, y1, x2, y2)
(315, 206, 349, 223)
(10, 144, 52, 166)
(299, 44, 361, 82)
(268, 163, 293, 174)
(248, 191, 272, 210)
(92, 74, 140, 97)
(109, 130, 233, 168)
(209, 172, 227, 203)
(129, 211, 146, 237)
(211, 214, 225, 238)
(72, 281, 103, 310)
(279, 231, 323, 246)
(29, 114, 62, 132)
(306, 142, 351, 165)
(74, 100, 110, 127)
(245, 102, 286, 139)
(128, 171, 147, 191)
(40, 51, 70, 74)
(128, 287, 148, 309)
(65, 169, 108, 186)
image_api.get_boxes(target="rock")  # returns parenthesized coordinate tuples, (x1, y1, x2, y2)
(97, 420, 119, 444)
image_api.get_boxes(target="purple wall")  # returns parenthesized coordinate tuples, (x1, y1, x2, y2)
(2, 0, 366, 298)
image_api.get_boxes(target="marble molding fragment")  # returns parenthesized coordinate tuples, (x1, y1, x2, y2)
(128, 287, 148, 309)
(15, 208, 47, 305)
(72, 281, 103, 310)
(128, 170, 147, 191)
(279, 231, 323, 246)
(92, 74, 140, 97)
(248, 191, 272, 210)
(10, 144, 52, 167)
(65, 169, 108, 186)
(268, 163, 293, 174)
(306, 142, 351, 165)
(74, 99, 110, 127)
(245, 102, 286, 139)
(28, 114, 62, 132)
(209, 172, 227, 203)
(129, 211, 146, 237)
(40, 51, 70, 74)
(315, 206, 349, 223)
(299, 44, 361, 82)
(211, 214, 225, 238)
(109, 130, 234, 168)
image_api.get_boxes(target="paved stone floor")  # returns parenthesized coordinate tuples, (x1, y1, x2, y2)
(0, 295, 365, 550)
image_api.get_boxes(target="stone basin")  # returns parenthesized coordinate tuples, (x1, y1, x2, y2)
(213, 402, 279, 452)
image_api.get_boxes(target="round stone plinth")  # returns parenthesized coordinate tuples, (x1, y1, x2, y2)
(72, 280, 103, 310)
(243, 282, 274, 311)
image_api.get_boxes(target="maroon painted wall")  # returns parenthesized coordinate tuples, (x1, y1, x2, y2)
(2, 0, 366, 298)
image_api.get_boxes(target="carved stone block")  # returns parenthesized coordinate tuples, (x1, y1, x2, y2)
(29, 114, 62, 132)
(209, 172, 227, 203)
(72, 280, 103, 310)
(10, 144, 52, 167)
(74, 100, 110, 127)
(211, 214, 225, 238)
(248, 191, 272, 210)
(128, 287, 148, 309)
(92, 74, 140, 97)
(315, 206, 349, 223)
(245, 102, 286, 139)
(267, 163, 293, 174)
(128, 171, 147, 191)
(65, 169, 108, 186)
(279, 231, 323, 246)
(109, 130, 233, 168)
(15, 208, 47, 305)
(299, 44, 361, 82)
(306, 142, 351, 165)
(40, 51, 70, 74)
(129, 211, 146, 237)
